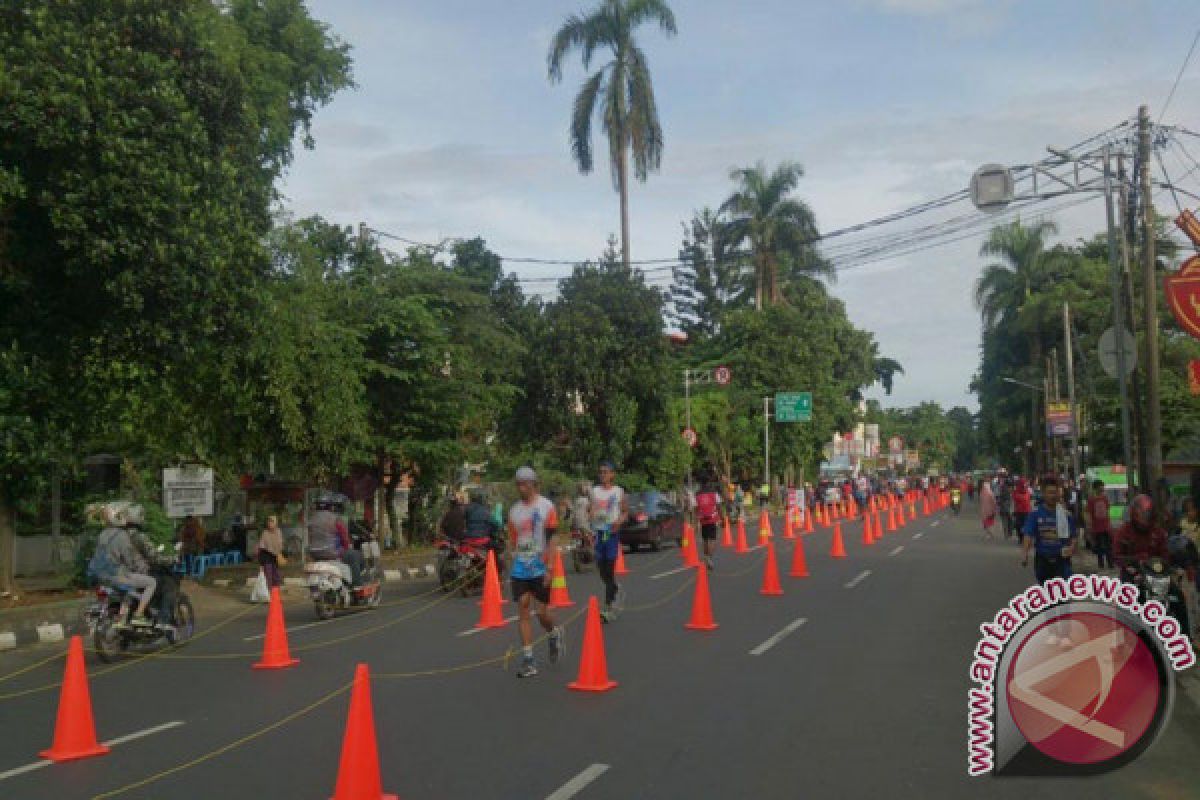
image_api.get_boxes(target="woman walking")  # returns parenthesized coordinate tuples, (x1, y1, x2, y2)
(980, 478, 998, 541)
(258, 514, 286, 588)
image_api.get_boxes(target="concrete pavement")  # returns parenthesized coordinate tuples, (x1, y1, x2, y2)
(0, 505, 1197, 799)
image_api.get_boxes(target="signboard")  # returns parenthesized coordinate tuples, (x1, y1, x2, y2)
(888, 436, 905, 454)
(1045, 401, 1075, 438)
(162, 466, 214, 518)
(681, 427, 698, 448)
(1166, 211, 1200, 341)
(1098, 326, 1137, 379)
(713, 365, 732, 385)
(775, 392, 812, 422)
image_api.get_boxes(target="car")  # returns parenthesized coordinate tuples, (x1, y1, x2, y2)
(619, 491, 684, 552)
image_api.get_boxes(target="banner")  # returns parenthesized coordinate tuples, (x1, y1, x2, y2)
(1045, 401, 1075, 438)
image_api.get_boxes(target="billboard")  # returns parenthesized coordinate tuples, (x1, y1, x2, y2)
(1045, 401, 1075, 438)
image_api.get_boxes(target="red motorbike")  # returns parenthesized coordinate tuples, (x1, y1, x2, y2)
(435, 536, 503, 596)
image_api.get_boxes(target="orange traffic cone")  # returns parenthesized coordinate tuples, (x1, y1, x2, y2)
(734, 517, 750, 554)
(614, 545, 630, 576)
(683, 524, 701, 568)
(330, 664, 399, 800)
(783, 509, 795, 540)
(39, 636, 109, 762)
(789, 534, 810, 578)
(684, 563, 719, 630)
(721, 516, 734, 548)
(886, 505, 897, 533)
(803, 508, 814, 534)
(474, 550, 508, 629)
(253, 586, 299, 670)
(568, 597, 618, 692)
(830, 523, 847, 559)
(874, 512, 884, 540)
(862, 514, 873, 546)
(758, 508, 772, 543)
(679, 522, 692, 565)
(548, 549, 574, 609)
(760, 541, 783, 596)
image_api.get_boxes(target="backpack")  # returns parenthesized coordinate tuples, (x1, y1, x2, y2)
(696, 491, 720, 525)
(86, 529, 121, 584)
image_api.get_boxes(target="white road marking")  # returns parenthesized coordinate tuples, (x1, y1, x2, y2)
(457, 616, 517, 636)
(931, 520, 941, 527)
(749, 618, 807, 656)
(0, 721, 185, 782)
(650, 566, 692, 580)
(844, 570, 872, 589)
(889, 545, 904, 557)
(546, 763, 610, 800)
(913, 532, 924, 540)
(243, 619, 331, 641)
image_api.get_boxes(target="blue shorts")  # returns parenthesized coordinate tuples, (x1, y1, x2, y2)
(594, 532, 620, 562)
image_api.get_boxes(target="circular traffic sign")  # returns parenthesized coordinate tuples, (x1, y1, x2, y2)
(713, 366, 731, 386)
(681, 427, 698, 447)
(1098, 326, 1137, 379)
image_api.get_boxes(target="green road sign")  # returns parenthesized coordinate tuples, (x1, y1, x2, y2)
(775, 392, 812, 422)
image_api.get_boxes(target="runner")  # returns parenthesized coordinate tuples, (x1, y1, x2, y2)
(1019, 474, 1080, 584)
(507, 466, 564, 679)
(589, 459, 628, 623)
(695, 469, 722, 571)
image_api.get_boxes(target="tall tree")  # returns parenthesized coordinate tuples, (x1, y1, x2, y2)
(547, 0, 676, 269)
(669, 208, 740, 339)
(719, 161, 830, 310)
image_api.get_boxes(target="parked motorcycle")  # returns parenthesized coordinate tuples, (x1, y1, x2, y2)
(436, 536, 503, 596)
(89, 562, 195, 663)
(304, 531, 384, 620)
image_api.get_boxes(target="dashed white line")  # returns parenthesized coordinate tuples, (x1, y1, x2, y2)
(0, 721, 185, 783)
(650, 566, 692, 580)
(913, 532, 924, 540)
(844, 570, 872, 589)
(749, 618, 807, 656)
(546, 763, 610, 800)
(931, 520, 941, 528)
(457, 615, 517, 636)
(889, 545, 904, 557)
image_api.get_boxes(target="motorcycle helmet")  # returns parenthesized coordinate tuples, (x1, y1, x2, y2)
(313, 491, 346, 513)
(1129, 494, 1154, 531)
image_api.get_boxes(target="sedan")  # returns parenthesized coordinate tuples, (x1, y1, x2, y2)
(619, 491, 684, 552)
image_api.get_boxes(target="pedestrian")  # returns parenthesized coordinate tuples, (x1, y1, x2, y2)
(257, 514, 286, 588)
(695, 470, 721, 571)
(1020, 474, 1080, 584)
(589, 460, 628, 623)
(980, 478, 997, 540)
(179, 514, 206, 557)
(507, 467, 564, 679)
(1085, 480, 1114, 572)
(996, 472, 1014, 539)
(1012, 477, 1033, 542)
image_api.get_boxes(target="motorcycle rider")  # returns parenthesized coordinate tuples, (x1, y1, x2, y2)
(463, 489, 503, 565)
(308, 493, 363, 587)
(93, 505, 158, 627)
(1112, 494, 1169, 574)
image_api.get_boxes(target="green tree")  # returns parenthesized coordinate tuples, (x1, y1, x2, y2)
(669, 208, 741, 340)
(547, 0, 677, 269)
(719, 161, 831, 310)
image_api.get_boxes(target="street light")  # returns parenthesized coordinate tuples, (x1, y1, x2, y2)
(1002, 377, 1044, 393)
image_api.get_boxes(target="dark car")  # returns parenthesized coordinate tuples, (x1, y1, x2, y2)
(619, 491, 684, 552)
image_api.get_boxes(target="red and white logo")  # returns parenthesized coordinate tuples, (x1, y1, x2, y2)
(1005, 612, 1161, 766)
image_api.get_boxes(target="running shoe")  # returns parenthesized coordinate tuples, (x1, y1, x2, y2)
(517, 656, 538, 678)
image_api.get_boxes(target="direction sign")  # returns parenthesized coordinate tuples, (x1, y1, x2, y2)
(1098, 326, 1137, 379)
(681, 427, 698, 447)
(713, 365, 731, 385)
(775, 392, 812, 423)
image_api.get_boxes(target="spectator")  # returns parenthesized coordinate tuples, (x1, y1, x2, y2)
(180, 514, 206, 557)
(1085, 480, 1114, 572)
(257, 515, 286, 588)
(1012, 478, 1033, 540)
(979, 478, 997, 541)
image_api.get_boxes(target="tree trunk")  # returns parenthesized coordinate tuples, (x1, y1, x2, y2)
(0, 499, 17, 597)
(617, 141, 631, 270)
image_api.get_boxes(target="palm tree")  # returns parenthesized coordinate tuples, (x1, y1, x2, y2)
(547, 0, 676, 269)
(718, 161, 830, 310)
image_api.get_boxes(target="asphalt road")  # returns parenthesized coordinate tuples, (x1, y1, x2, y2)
(1, 504, 1198, 800)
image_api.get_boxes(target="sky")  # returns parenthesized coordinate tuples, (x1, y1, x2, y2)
(279, 0, 1200, 412)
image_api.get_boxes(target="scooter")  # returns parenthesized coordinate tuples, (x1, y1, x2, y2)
(90, 560, 195, 663)
(435, 536, 503, 596)
(304, 532, 384, 620)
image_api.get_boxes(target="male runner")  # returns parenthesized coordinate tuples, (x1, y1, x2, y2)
(695, 471, 721, 571)
(508, 467, 564, 678)
(589, 460, 628, 622)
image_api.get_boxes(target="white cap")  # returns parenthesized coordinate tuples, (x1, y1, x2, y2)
(514, 466, 538, 483)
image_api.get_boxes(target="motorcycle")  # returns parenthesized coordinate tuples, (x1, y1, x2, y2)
(436, 536, 502, 596)
(1123, 557, 1173, 607)
(88, 561, 195, 663)
(570, 528, 595, 573)
(304, 531, 384, 620)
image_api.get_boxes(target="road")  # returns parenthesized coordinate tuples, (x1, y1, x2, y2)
(1, 504, 1198, 800)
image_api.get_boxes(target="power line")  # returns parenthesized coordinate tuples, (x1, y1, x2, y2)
(1159, 26, 1200, 125)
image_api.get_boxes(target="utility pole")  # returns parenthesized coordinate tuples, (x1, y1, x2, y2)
(1138, 105, 1162, 491)
(1063, 302, 1081, 480)
(1117, 155, 1148, 481)
(763, 396, 771, 490)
